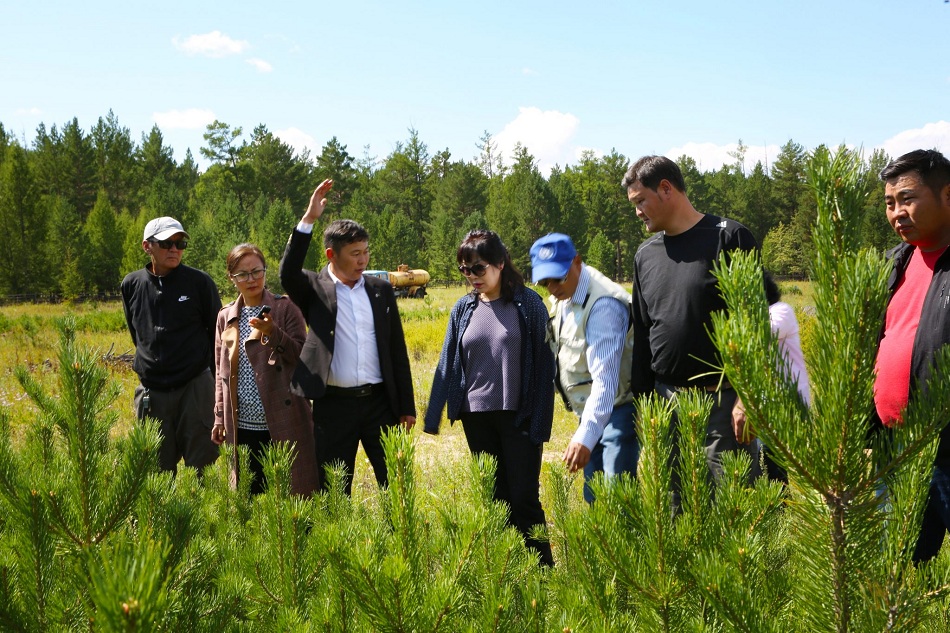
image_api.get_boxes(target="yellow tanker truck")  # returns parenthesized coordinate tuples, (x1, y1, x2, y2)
(365, 264, 430, 298)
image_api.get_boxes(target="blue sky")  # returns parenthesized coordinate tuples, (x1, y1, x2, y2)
(2, 0, 948, 175)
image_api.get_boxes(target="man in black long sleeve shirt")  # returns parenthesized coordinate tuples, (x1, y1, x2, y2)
(121, 216, 221, 473)
(623, 155, 758, 492)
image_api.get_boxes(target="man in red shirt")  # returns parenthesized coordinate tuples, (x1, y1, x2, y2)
(875, 149, 950, 561)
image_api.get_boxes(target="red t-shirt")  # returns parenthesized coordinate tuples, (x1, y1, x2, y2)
(875, 247, 947, 426)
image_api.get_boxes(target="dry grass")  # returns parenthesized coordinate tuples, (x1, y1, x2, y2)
(0, 302, 139, 444)
(0, 288, 581, 503)
(0, 281, 815, 504)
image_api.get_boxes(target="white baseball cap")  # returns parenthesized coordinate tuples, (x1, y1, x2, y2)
(144, 217, 189, 241)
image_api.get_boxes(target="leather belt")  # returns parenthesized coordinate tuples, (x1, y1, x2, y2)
(324, 384, 382, 398)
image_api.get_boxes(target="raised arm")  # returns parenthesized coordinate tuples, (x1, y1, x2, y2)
(280, 179, 334, 301)
(302, 179, 333, 224)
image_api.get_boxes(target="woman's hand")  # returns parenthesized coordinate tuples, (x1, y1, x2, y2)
(211, 423, 226, 445)
(250, 314, 274, 337)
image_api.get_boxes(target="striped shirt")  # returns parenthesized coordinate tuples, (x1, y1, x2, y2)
(567, 265, 630, 450)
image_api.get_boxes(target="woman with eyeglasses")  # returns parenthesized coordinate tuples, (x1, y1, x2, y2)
(211, 243, 319, 496)
(424, 229, 556, 566)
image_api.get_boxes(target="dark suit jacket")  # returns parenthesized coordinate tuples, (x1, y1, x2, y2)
(279, 228, 416, 419)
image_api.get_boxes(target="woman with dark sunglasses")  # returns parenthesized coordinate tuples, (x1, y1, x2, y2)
(424, 229, 556, 566)
(212, 243, 319, 496)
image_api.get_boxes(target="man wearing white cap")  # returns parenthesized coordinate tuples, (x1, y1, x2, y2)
(530, 233, 638, 502)
(121, 217, 221, 473)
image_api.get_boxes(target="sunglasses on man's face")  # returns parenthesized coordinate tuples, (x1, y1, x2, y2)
(537, 276, 567, 288)
(458, 263, 488, 277)
(150, 239, 188, 250)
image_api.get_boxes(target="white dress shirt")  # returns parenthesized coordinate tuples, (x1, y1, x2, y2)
(296, 220, 384, 388)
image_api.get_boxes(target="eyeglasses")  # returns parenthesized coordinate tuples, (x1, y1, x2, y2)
(458, 263, 489, 277)
(230, 268, 267, 283)
(537, 276, 567, 287)
(150, 239, 188, 250)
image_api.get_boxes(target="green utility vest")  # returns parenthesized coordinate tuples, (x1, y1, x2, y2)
(548, 267, 635, 416)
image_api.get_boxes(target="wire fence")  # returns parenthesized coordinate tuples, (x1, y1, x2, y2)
(0, 292, 122, 307)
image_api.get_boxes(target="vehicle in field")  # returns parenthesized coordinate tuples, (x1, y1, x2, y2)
(364, 264, 430, 298)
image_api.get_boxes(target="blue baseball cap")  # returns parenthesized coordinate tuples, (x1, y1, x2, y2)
(529, 233, 577, 283)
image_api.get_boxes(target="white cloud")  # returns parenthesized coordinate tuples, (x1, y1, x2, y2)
(153, 108, 216, 130)
(276, 127, 317, 157)
(664, 141, 782, 173)
(14, 107, 41, 116)
(522, 67, 538, 76)
(879, 121, 950, 158)
(494, 107, 580, 174)
(172, 31, 249, 58)
(246, 57, 273, 73)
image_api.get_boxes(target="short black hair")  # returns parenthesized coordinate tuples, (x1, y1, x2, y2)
(323, 219, 369, 253)
(879, 149, 950, 198)
(763, 270, 781, 306)
(621, 155, 687, 193)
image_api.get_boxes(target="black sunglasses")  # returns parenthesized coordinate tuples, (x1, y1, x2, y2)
(458, 263, 489, 277)
(537, 276, 567, 287)
(150, 238, 188, 250)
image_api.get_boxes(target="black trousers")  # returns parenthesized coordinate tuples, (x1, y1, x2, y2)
(313, 385, 396, 496)
(238, 427, 273, 495)
(460, 411, 554, 566)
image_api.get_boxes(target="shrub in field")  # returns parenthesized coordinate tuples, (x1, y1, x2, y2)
(782, 283, 802, 296)
(0, 321, 241, 631)
(316, 430, 546, 631)
(67, 309, 128, 333)
(707, 146, 950, 630)
(546, 392, 787, 631)
(0, 319, 160, 628)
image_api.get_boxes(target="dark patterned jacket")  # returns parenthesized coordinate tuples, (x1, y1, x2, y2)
(424, 286, 555, 444)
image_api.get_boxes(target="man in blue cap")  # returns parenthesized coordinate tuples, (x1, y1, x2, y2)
(530, 233, 638, 502)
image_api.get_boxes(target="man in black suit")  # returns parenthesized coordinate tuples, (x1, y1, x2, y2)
(279, 179, 416, 495)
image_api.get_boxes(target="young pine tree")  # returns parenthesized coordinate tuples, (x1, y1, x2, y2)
(0, 319, 160, 629)
(708, 146, 950, 631)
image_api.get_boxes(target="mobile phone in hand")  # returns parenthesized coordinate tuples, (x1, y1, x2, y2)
(256, 305, 271, 319)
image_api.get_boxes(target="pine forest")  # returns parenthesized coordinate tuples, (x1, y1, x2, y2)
(2, 113, 949, 632)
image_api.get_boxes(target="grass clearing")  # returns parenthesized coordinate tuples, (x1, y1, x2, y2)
(0, 281, 813, 504)
(0, 285, 584, 502)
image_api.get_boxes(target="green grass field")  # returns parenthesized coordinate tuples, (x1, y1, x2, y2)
(0, 280, 811, 502)
(0, 286, 582, 501)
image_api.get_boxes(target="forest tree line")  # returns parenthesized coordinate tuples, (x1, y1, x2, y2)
(0, 110, 900, 298)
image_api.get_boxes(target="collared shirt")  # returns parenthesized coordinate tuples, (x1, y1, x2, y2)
(296, 220, 383, 388)
(566, 265, 630, 450)
(326, 268, 383, 387)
